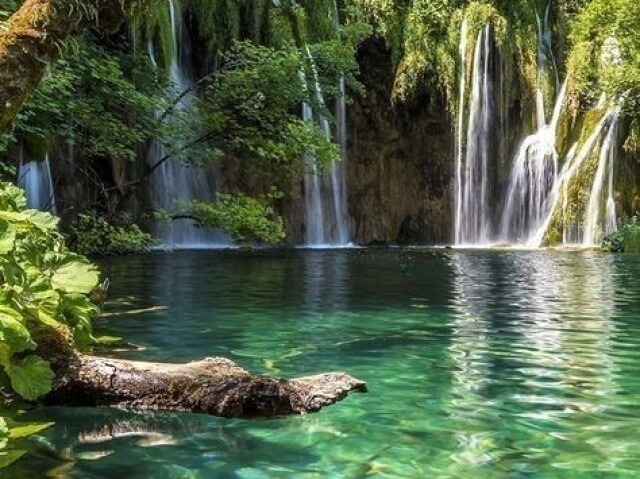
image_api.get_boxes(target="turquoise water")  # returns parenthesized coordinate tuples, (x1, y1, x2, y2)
(8, 249, 640, 478)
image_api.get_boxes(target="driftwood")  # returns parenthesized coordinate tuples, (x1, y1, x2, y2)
(44, 354, 367, 418)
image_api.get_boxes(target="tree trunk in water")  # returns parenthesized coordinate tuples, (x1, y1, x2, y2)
(45, 354, 367, 418)
(0, 0, 126, 132)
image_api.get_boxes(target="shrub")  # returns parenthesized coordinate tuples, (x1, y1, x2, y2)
(71, 213, 157, 256)
(602, 217, 640, 253)
(0, 183, 99, 401)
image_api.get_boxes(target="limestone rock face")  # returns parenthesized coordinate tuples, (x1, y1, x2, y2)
(345, 38, 453, 245)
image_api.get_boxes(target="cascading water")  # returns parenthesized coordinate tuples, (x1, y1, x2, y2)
(583, 109, 620, 246)
(498, 0, 564, 246)
(147, 0, 227, 249)
(17, 147, 57, 213)
(454, 24, 493, 246)
(454, 3, 623, 249)
(301, 48, 350, 247)
(499, 81, 566, 245)
(528, 106, 619, 246)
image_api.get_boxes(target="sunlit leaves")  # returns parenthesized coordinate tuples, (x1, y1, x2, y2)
(0, 415, 52, 470)
(6, 355, 54, 401)
(49, 254, 99, 294)
(0, 219, 15, 254)
(0, 183, 100, 400)
(0, 307, 35, 361)
(568, 0, 640, 121)
(188, 193, 286, 243)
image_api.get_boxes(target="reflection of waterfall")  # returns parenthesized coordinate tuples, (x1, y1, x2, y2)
(446, 251, 618, 471)
(303, 251, 349, 315)
(454, 24, 494, 246)
(508, 253, 618, 420)
(148, 0, 227, 248)
(302, 50, 350, 247)
(17, 147, 57, 214)
(447, 253, 494, 466)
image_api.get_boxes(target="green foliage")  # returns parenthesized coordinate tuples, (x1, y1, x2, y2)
(0, 415, 52, 470)
(182, 193, 286, 243)
(4, 36, 168, 163)
(194, 40, 352, 190)
(345, 0, 534, 104)
(567, 0, 640, 144)
(603, 217, 640, 253)
(71, 213, 157, 256)
(0, 183, 99, 401)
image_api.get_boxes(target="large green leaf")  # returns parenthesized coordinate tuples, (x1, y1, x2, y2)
(9, 422, 53, 439)
(25, 211, 59, 232)
(0, 219, 15, 254)
(60, 294, 98, 350)
(0, 450, 26, 469)
(0, 307, 35, 360)
(0, 417, 7, 449)
(7, 355, 54, 401)
(50, 255, 99, 294)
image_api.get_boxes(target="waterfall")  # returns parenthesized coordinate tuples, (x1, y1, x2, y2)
(147, 0, 227, 249)
(454, 24, 493, 246)
(499, 81, 566, 244)
(528, 107, 618, 246)
(454, 20, 468, 246)
(453, 5, 623, 249)
(497, 1, 565, 245)
(583, 108, 620, 246)
(301, 48, 350, 247)
(17, 147, 57, 214)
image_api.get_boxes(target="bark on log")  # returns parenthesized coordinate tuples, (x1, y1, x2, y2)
(45, 354, 367, 418)
(0, 0, 128, 132)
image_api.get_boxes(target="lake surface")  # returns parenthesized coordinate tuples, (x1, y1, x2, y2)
(9, 249, 640, 478)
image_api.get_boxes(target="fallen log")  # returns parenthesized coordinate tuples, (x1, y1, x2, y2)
(44, 355, 367, 418)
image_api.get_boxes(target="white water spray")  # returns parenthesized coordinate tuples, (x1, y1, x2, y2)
(147, 0, 227, 248)
(17, 147, 56, 214)
(454, 24, 493, 246)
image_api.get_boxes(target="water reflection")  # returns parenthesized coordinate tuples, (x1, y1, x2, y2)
(9, 250, 640, 478)
(303, 251, 350, 315)
(446, 252, 624, 476)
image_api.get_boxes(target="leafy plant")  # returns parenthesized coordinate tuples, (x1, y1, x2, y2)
(71, 213, 157, 256)
(0, 183, 100, 400)
(3, 35, 168, 164)
(0, 415, 52, 469)
(603, 217, 640, 253)
(159, 193, 286, 244)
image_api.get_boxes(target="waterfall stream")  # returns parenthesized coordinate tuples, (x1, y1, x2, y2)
(454, 5, 621, 249)
(454, 24, 493, 246)
(147, 0, 227, 249)
(301, 50, 350, 247)
(17, 147, 56, 214)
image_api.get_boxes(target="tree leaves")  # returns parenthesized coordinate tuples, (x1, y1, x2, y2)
(0, 307, 35, 363)
(0, 415, 52, 471)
